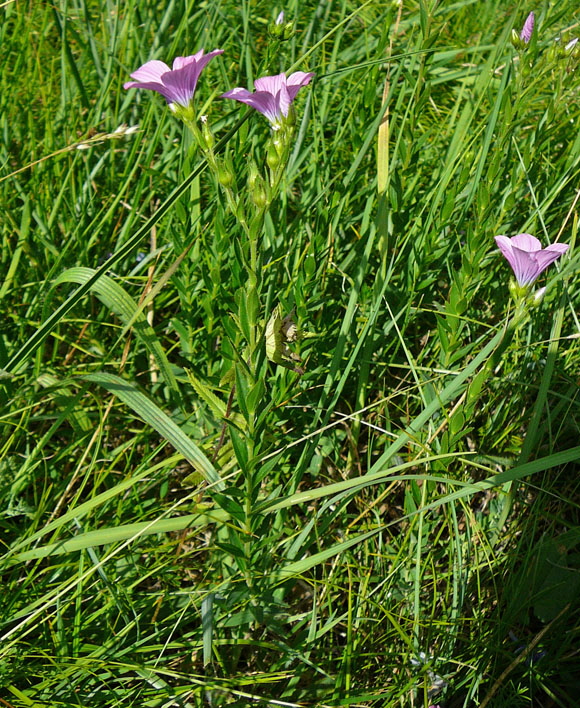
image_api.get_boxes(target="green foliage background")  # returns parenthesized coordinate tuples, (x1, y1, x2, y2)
(1, 0, 579, 706)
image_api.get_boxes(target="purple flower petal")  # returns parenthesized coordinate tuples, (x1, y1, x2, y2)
(533, 244, 569, 273)
(123, 79, 179, 105)
(172, 50, 205, 71)
(221, 70, 314, 126)
(221, 87, 282, 124)
(286, 71, 315, 101)
(125, 60, 171, 84)
(254, 73, 286, 94)
(124, 49, 223, 108)
(187, 49, 224, 75)
(520, 11, 535, 43)
(509, 245, 544, 285)
(510, 232, 542, 251)
(495, 233, 569, 287)
(253, 74, 292, 117)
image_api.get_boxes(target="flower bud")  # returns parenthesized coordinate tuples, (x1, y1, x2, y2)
(248, 162, 260, 190)
(511, 29, 524, 51)
(266, 141, 281, 170)
(283, 21, 295, 41)
(248, 163, 268, 208)
(217, 157, 234, 188)
(272, 134, 286, 157)
(283, 107, 296, 130)
(532, 286, 546, 307)
(270, 11, 295, 40)
(564, 37, 580, 65)
(519, 12, 534, 44)
(201, 116, 215, 150)
(252, 186, 268, 209)
(270, 11, 285, 37)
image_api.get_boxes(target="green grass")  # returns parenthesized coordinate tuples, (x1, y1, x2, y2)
(1, 0, 580, 706)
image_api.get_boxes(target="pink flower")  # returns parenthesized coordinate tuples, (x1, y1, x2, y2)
(221, 71, 314, 128)
(124, 49, 223, 108)
(520, 12, 535, 43)
(495, 233, 568, 287)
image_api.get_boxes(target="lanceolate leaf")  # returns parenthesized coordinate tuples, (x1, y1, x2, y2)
(7, 447, 579, 566)
(48, 267, 180, 396)
(82, 372, 222, 489)
(5, 510, 228, 565)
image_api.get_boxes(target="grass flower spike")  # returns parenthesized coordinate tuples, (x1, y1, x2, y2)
(221, 72, 314, 128)
(124, 49, 223, 109)
(520, 11, 535, 43)
(495, 233, 568, 287)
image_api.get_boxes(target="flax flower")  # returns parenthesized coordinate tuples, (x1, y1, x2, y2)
(495, 233, 568, 287)
(221, 72, 314, 128)
(124, 49, 223, 108)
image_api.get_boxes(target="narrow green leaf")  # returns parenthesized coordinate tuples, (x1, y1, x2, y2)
(82, 372, 222, 488)
(5, 510, 228, 565)
(48, 267, 179, 396)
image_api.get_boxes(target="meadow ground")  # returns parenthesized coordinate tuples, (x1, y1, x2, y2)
(1, 1, 580, 706)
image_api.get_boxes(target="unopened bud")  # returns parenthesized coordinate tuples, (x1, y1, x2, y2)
(266, 141, 281, 170)
(532, 286, 546, 307)
(251, 184, 268, 209)
(272, 134, 286, 157)
(248, 162, 260, 190)
(519, 12, 535, 44)
(270, 11, 285, 37)
(282, 21, 295, 41)
(217, 158, 234, 188)
(283, 107, 296, 131)
(565, 37, 580, 63)
(270, 11, 295, 40)
(248, 163, 268, 208)
(201, 117, 215, 150)
(511, 29, 524, 51)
